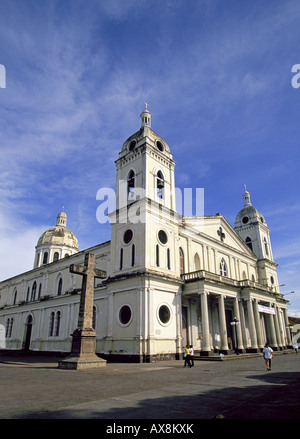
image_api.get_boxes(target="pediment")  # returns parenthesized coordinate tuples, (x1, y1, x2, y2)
(181, 214, 256, 259)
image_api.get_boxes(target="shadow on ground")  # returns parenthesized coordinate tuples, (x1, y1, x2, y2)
(12, 372, 300, 420)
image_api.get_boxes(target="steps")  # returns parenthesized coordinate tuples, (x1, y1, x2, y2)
(194, 349, 295, 361)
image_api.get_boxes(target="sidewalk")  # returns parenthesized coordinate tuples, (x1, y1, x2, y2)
(0, 351, 299, 420)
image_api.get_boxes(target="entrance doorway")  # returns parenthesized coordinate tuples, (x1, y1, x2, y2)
(23, 315, 33, 351)
(225, 310, 234, 350)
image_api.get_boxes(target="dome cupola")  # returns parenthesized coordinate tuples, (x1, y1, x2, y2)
(234, 186, 272, 261)
(34, 209, 79, 268)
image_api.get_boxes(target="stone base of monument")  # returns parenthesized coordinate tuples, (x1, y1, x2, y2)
(58, 354, 107, 370)
(58, 328, 107, 370)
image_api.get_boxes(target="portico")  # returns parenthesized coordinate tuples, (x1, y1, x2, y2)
(182, 270, 290, 355)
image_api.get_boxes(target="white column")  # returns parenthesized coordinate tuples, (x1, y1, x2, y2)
(200, 292, 211, 352)
(147, 287, 155, 356)
(246, 298, 258, 349)
(283, 308, 291, 345)
(233, 298, 244, 350)
(253, 299, 264, 349)
(239, 300, 248, 348)
(175, 289, 182, 356)
(274, 305, 283, 348)
(207, 247, 211, 272)
(268, 303, 278, 348)
(218, 295, 228, 351)
(107, 293, 114, 338)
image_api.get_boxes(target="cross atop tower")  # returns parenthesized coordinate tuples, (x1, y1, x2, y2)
(140, 102, 151, 127)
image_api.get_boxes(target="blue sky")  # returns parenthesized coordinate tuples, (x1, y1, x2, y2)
(0, 0, 299, 315)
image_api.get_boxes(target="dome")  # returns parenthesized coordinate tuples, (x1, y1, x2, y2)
(120, 103, 171, 155)
(34, 210, 79, 268)
(37, 210, 78, 249)
(37, 225, 78, 249)
(235, 204, 266, 227)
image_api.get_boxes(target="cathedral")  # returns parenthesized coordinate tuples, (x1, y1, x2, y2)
(0, 106, 292, 362)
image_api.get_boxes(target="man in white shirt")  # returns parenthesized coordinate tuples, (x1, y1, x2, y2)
(263, 343, 273, 370)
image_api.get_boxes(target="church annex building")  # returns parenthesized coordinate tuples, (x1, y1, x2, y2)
(0, 107, 292, 362)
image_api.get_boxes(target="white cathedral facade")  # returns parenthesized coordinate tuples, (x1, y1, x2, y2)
(0, 107, 292, 362)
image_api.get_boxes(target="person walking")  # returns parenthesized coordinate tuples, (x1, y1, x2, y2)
(183, 345, 191, 367)
(263, 342, 273, 370)
(189, 345, 194, 367)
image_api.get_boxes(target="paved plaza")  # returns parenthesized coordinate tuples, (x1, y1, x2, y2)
(0, 351, 299, 422)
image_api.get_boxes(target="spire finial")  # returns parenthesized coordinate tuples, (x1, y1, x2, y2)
(140, 101, 151, 128)
(243, 185, 251, 206)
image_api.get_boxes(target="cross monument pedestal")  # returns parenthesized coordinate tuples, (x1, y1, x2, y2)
(58, 253, 107, 370)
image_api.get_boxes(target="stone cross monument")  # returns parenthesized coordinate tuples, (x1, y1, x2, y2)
(58, 253, 107, 370)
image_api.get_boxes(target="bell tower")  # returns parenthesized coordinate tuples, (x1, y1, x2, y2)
(234, 186, 273, 261)
(109, 104, 177, 277)
(234, 186, 279, 289)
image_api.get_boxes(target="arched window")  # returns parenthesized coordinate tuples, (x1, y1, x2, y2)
(57, 278, 63, 296)
(194, 253, 200, 271)
(5, 319, 9, 338)
(55, 311, 61, 336)
(13, 290, 17, 305)
(131, 244, 135, 267)
(49, 311, 61, 337)
(167, 248, 171, 270)
(5, 318, 13, 338)
(127, 170, 135, 199)
(156, 244, 160, 267)
(38, 283, 42, 300)
(53, 252, 59, 262)
(31, 281, 37, 301)
(43, 252, 48, 264)
(9, 318, 13, 338)
(220, 258, 228, 277)
(245, 236, 253, 251)
(179, 247, 184, 274)
(26, 287, 30, 302)
(264, 237, 269, 256)
(120, 248, 123, 270)
(157, 171, 164, 199)
(49, 312, 55, 336)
